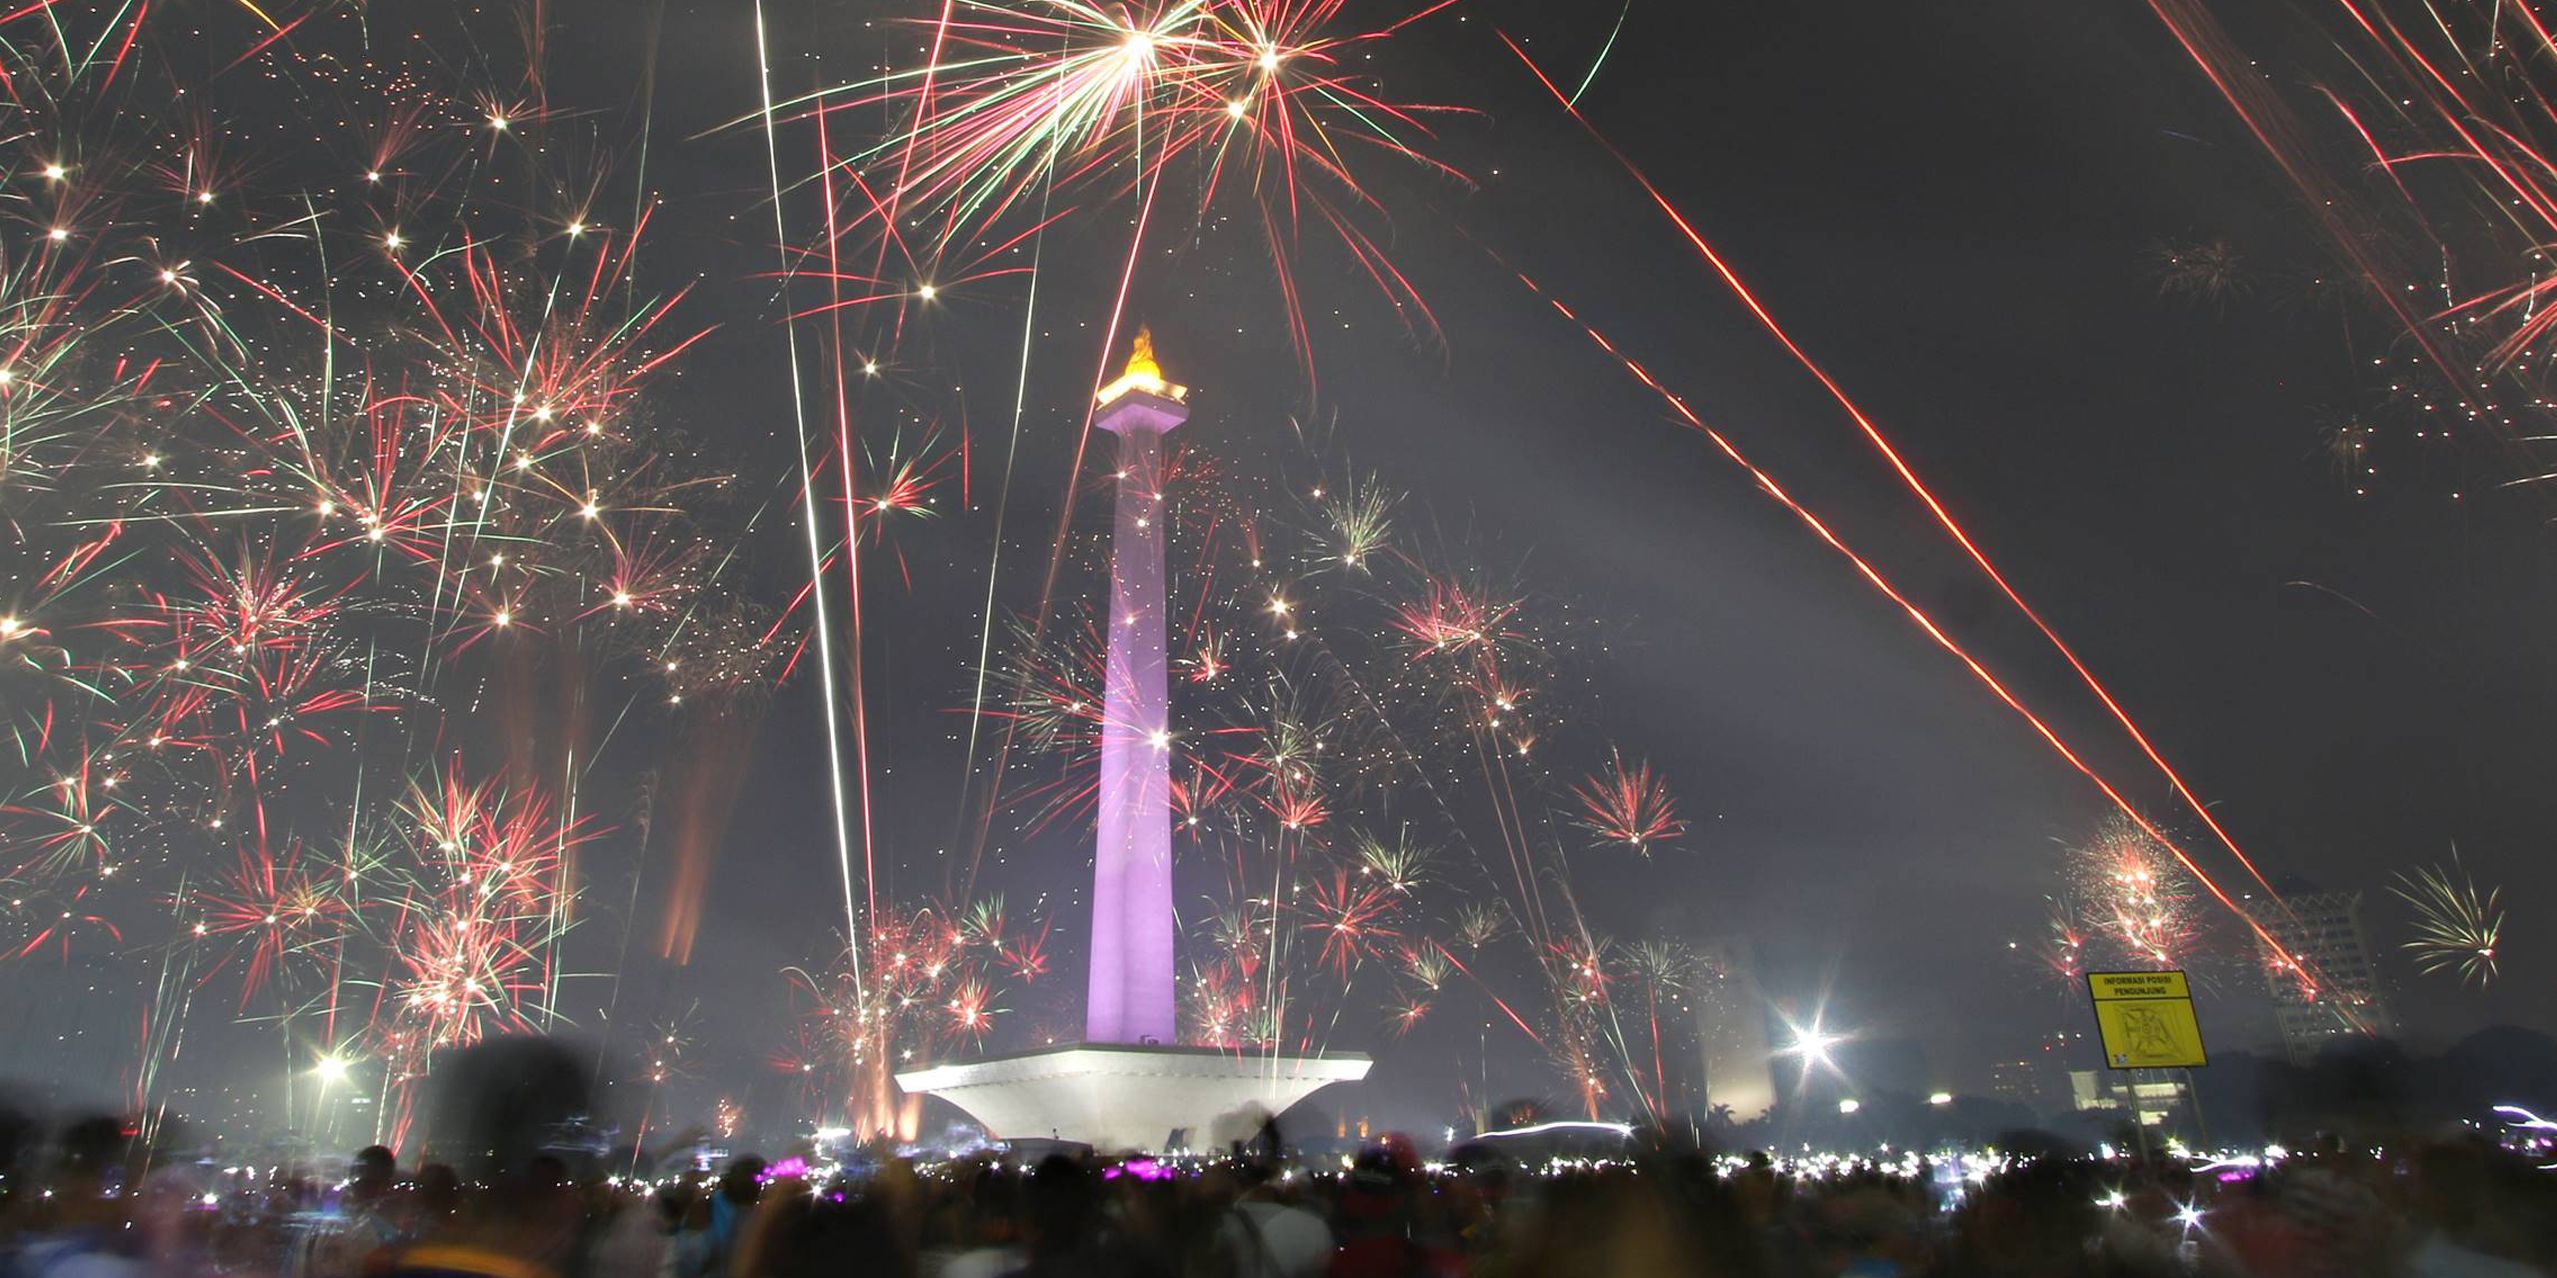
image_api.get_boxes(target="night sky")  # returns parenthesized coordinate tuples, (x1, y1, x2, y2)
(684, 0, 2557, 1128)
(8, 0, 2554, 1139)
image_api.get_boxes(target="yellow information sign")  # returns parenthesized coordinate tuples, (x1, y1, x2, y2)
(2086, 970, 2207, 1069)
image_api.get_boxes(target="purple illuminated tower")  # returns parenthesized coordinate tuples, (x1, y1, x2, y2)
(1085, 328, 1186, 1045)
(897, 327, 1368, 1149)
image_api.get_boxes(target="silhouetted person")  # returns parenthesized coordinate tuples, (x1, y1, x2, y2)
(1326, 1149, 1458, 1278)
(11, 1115, 143, 1278)
(2406, 1140, 2542, 1276)
(289, 1144, 405, 1278)
(411, 1164, 464, 1233)
(1008, 1155, 1104, 1278)
(375, 1037, 603, 1278)
(681, 1155, 765, 1278)
(1217, 1161, 1330, 1278)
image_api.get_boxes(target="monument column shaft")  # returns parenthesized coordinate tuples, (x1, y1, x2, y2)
(897, 349, 1372, 1152)
(1087, 405, 1179, 1044)
(899, 343, 1371, 1149)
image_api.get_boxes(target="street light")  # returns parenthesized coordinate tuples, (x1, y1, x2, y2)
(1837, 1098, 1861, 1115)
(1788, 1025, 1839, 1068)
(1928, 1091, 1954, 1106)
(306, 1053, 358, 1147)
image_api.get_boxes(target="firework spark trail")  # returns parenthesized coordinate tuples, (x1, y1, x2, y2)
(1465, 715, 1549, 947)
(1285, 558, 1565, 963)
(880, 0, 960, 287)
(1335, 634, 1514, 867)
(953, 157, 1171, 897)
(952, 154, 1060, 902)
(1509, 268, 2346, 1015)
(758, 0, 865, 982)
(1506, 36, 2329, 947)
(1618, 939, 1690, 1118)
(1359, 612, 1597, 1069)
(135, 912, 202, 1154)
(1426, 939, 1543, 1047)
(1539, 862, 1674, 1120)
(1188, 573, 1544, 973)
(1569, 0, 1635, 107)
(1270, 613, 1588, 1044)
(815, 100, 881, 929)
(2136, 0, 2493, 428)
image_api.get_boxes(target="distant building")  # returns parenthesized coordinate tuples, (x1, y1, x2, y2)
(2067, 1069, 2190, 1128)
(1693, 938, 1776, 1123)
(2254, 888, 2396, 1065)
(1989, 1058, 2046, 1113)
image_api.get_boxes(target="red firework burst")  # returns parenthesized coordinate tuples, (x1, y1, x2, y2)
(190, 838, 351, 1007)
(1571, 751, 1686, 853)
(1303, 868, 1401, 977)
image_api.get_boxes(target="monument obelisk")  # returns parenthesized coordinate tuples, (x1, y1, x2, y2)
(899, 330, 1367, 1150)
(1085, 327, 1183, 1045)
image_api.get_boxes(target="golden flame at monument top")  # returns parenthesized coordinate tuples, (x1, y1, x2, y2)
(1097, 324, 1187, 404)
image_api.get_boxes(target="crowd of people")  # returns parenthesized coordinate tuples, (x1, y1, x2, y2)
(0, 1115, 2548, 1277)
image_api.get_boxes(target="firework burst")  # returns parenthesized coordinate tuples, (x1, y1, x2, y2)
(781, 895, 1052, 1138)
(756, 0, 1473, 371)
(2392, 854, 2504, 987)
(0, 4, 786, 1137)
(1572, 750, 1686, 854)
(2041, 815, 2210, 976)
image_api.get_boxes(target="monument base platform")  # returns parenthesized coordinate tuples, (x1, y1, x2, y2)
(897, 1042, 1371, 1153)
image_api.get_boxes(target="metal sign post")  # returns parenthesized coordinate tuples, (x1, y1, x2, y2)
(2086, 971, 2208, 1158)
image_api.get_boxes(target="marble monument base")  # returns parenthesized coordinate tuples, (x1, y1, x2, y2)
(897, 1042, 1370, 1153)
